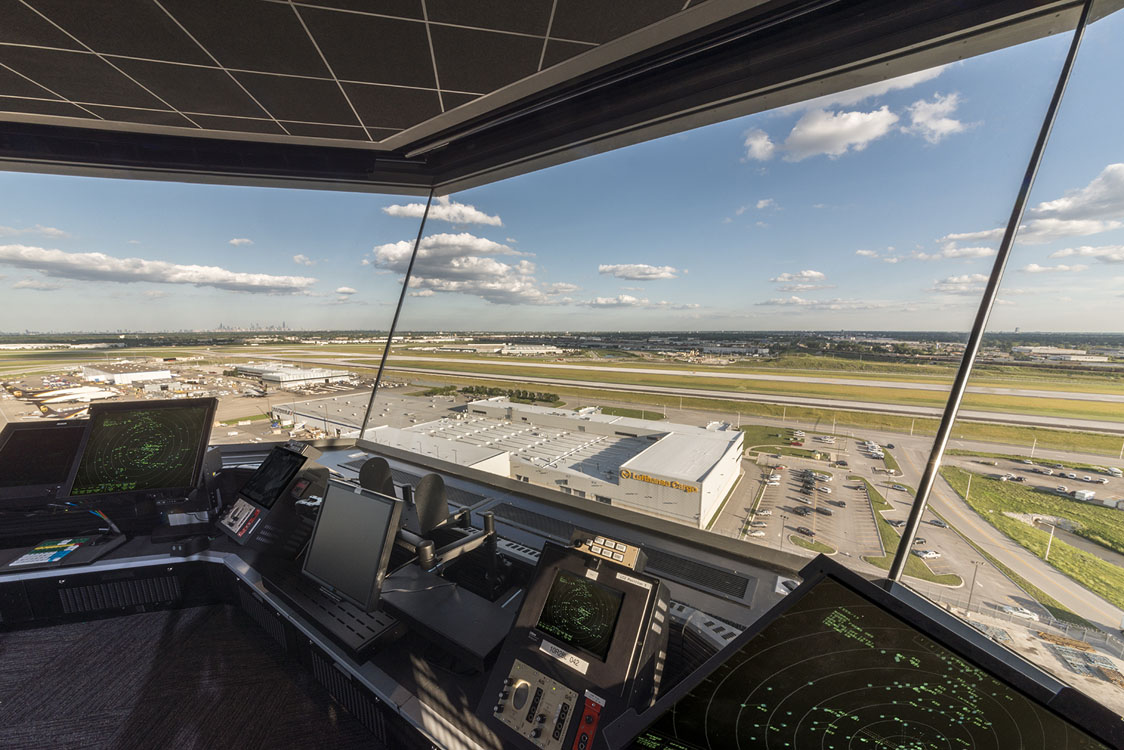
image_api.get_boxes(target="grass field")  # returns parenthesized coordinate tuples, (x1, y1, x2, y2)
(852, 476, 962, 586)
(789, 535, 836, 554)
(942, 466, 1124, 612)
(882, 449, 901, 474)
(578, 405, 666, 420)
(945, 449, 1116, 474)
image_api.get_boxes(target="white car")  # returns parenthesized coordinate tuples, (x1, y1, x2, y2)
(1065, 472, 1078, 479)
(757, 509, 772, 516)
(1040, 468, 1054, 475)
(1099, 478, 1110, 484)
(1056, 485, 1068, 494)
(768, 474, 781, 481)
(766, 481, 779, 487)
(748, 530, 766, 537)
(1082, 476, 1094, 482)
(817, 486, 832, 494)
(998, 604, 1040, 622)
(913, 550, 941, 559)
(749, 521, 767, 528)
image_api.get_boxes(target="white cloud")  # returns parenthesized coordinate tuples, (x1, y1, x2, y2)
(583, 295, 697, 310)
(0, 244, 316, 294)
(598, 263, 679, 281)
(855, 249, 878, 258)
(902, 93, 967, 144)
(142, 290, 166, 299)
(335, 286, 357, 295)
(383, 195, 502, 226)
(932, 273, 988, 294)
(782, 107, 899, 161)
(786, 66, 946, 111)
(293, 254, 315, 266)
(941, 229, 1004, 243)
(882, 257, 900, 264)
(777, 283, 836, 292)
(1018, 218, 1122, 244)
(743, 129, 776, 161)
(1050, 245, 1124, 263)
(371, 232, 523, 273)
(915, 245, 996, 261)
(229, 238, 253, 246)
(1022, 263, 1087, 274)
(127, 240, 141, 245)
(542, 282, 580, 294)
(0, 224, 72, 239)
(12, 278, 62, 290)
(756, 198, 777, 210)
(770, 270, 825, 283)
(755, 221, 768, 228)
(409, 289, 435, 297)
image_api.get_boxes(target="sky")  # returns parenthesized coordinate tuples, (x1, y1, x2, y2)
(0, 11, 1122, 334)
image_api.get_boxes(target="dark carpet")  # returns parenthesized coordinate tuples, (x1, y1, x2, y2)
(0, 606, 382, 750)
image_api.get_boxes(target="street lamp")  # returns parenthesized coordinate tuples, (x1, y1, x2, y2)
(780, 514, 788, 551)
(965, 560, 985, 618)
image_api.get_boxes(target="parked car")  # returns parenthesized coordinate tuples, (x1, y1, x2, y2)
(748, 530, 766, 537)
(886, 443, 895, 449)
(795, 526, 815, 537)
(757, 509, 772, 516)
(1021, 459, 1034, 465)
(833, 500, 847, 508)
(768, 474, 781, 481)
(1099, 478, 1110, 484)
(1056, 485, 1068, 494)
(836, 460, 848, 467)
(913, 550, 941, 559)
(1065, 472, 1078, 479)
(794, 507, 811, 516)
(796, 496, 812, 505)
(892, 484, 906, 491)
(998, 604, 1040, 622)
(817, 486, 832, 494)
(1040, 468, 1054, 475)
(913, 537, 927, 545)
(1082, 476, 1094, 482)
(929, 519, 948, 528)
(766, 481, 779, 487)
(1013, 476, 1026, 482)
(815, 507, 833, 516)
(750, 521, 767, 528)
(888, 520, 905, 528)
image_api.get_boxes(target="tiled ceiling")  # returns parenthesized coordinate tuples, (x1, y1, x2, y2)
(0, 0, 707, 146)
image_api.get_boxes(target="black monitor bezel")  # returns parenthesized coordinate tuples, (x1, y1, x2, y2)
(301, 479, 403, 612)
(0, 419, 89, 502)
(601, 555, 1122, 750)
(61, 397, 216, 500)
(236, 444, 308, 510)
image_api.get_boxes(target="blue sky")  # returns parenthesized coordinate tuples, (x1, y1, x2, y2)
(0, 11, 1122, 333)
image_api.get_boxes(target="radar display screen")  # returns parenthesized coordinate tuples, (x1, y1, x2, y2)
(67, 402, 212, 496)
(238, 446, 306, 509)
(628, 578, 1110, 750)
(536, 570, 624, 662)
(0, 422, 86, 488)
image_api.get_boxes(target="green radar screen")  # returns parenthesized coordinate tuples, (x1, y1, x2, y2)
(631, 579, 1110, 750)
(536, 570, 625, 662)
(70, 406, 208, 495)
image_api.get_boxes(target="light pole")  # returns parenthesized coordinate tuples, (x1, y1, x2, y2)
(780, 514, 788, 551)
(1044, 522, 1056, 561)
(965, 560, 985, 618)
(1030, 437, 1037, 459)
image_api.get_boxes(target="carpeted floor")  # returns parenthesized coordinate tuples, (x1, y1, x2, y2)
(0, 605, 382, 750)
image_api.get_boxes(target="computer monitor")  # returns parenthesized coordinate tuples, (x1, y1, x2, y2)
(237, 445, 308, 510)
(301, 480, 402, 612)
(0, 420, 88, 501)
(608, 559, 1120, 750)
(536, 569, 626, 662)
(64, 398, 216, 498)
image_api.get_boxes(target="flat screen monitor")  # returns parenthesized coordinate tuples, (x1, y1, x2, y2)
(238, 446, 307, 509)
(0, 421, 88, 499)
(64, 398, 216, 498)
(536, 569, 625, 662)
(301, 480, 402, 612)
(619, 572, 1116, 750)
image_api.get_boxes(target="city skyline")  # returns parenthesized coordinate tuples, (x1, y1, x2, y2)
(0, 12, 1121, 333)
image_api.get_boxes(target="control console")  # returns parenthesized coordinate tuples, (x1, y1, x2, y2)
(479, 533, 669, 749)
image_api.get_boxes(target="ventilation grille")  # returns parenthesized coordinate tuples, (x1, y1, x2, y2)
(390, 469, 423, 486)
(238, 586, 290, 651)
(254, 514, 315, 558)
(645, 549, 750, 600)
(490, 503, 574, 541)
(59, 576, 180, 614)
(310, 650, 389, 744)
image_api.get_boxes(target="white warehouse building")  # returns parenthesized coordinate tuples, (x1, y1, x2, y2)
(81, 362, 172, 385)
(235, 363, 352, 388)
(371, 398, 743, 529)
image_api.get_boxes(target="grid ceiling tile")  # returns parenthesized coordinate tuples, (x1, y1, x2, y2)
(0, 0, 84, 50)
(550, 0, 687, 45)
(426, 0, 555, 37)
(441, 91, 479, 111)
(233, 71, 361, 125)
(299, 8, 436, 89)
(541, 39, 592, 69)
(0, 47, 165, 109)
(83, 105, 196, 127)
(159, 0, 332, 78)
(279, 121, 369, 140)
(190, 113, 286, 134)
(26, 0, 214, 66)
(429, 25, 540, 94)
(112, 59, 269, 118)
(0, 63, 62, 100)
(343, 82, 440, 130)
(0, 96, 94, 119)
(295, 0, 424, 20)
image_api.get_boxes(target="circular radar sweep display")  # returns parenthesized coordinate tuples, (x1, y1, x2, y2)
(70, 406, 209, 495)
(536, 570, 625, 662)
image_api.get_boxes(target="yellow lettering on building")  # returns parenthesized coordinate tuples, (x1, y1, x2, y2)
(619, 469, 698, 493)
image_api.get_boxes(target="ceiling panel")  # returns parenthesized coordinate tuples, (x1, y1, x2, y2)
(189, 114, 285, 134)
(0, 64, 61, 100)
(158, 0, 331, 78)
(113, 59, 268, 118)
(83, 105, 196, 127)
(344, 82, 441, 130)
(430, 25, 541, 94)
(295, 0, 425, 20)
(280, 121, 370, 140)
(442, 92, 480, 111)
(551, 0, 688, 45)
(0, 47, 165, 109)
(0, 96, 93, 119)
(541, 39, 592, 70)
(426, 0, 555, 37)
(234, 71, 361, 126)
(0, 0, 85, 50)
(26, 0, 213, 65)
(298, 8, 436, 89)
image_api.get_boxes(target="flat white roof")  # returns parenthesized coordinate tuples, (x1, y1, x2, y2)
(622, 431, 740, 483)
(365, 425, 507, 467)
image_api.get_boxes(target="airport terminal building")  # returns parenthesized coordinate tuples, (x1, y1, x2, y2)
(369, 398, 744, 528)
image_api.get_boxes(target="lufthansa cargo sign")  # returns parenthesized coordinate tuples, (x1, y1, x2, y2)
(619, 469, 698, 493)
